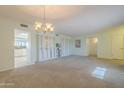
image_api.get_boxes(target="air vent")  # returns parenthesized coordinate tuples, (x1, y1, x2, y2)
(20, 24, 28, 28)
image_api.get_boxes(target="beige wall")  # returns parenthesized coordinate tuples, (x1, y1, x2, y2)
(72, 25, 124, 59)
(96, 26, 124, 59)
(0, 17, 37, 71)
(0, 17, 15, 71)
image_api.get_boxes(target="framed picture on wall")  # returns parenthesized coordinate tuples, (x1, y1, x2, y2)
(75, 40, 81, 48)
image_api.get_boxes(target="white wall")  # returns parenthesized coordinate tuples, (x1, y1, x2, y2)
(0, 16, 37, 71)
(72, 36, 88, 56)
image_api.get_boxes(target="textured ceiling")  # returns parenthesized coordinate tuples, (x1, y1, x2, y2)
(0, 5, 124, 36)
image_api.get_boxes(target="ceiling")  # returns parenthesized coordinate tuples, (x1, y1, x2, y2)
(0, 5, 124, 36)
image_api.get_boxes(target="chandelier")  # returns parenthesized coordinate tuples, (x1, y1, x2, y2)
(34, 6, 54, 32)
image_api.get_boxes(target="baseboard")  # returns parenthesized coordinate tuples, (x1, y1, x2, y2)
(0, 67, 13, 72)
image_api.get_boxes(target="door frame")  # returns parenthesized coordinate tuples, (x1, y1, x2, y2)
(87, 36, 98, 57)
(14, 28, 32, 68)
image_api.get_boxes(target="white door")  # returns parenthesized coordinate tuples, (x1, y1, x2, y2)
(39, 35, 51, 61)
(39, 34, 43, 61)
(112, 35, 124, 59)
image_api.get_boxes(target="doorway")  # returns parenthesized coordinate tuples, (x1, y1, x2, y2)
(14, 29, 31, 68)
(88, 37, 98, 57)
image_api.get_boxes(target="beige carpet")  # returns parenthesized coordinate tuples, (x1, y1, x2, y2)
(0, 56, 124, 88)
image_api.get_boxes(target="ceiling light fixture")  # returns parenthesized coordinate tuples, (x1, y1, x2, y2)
(34, 6, 54, 33)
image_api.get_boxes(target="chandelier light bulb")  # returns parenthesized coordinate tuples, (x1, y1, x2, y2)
(34, 22, 42, 30)
(50, 27, 54, 32)
(46, 23, 52, 28)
